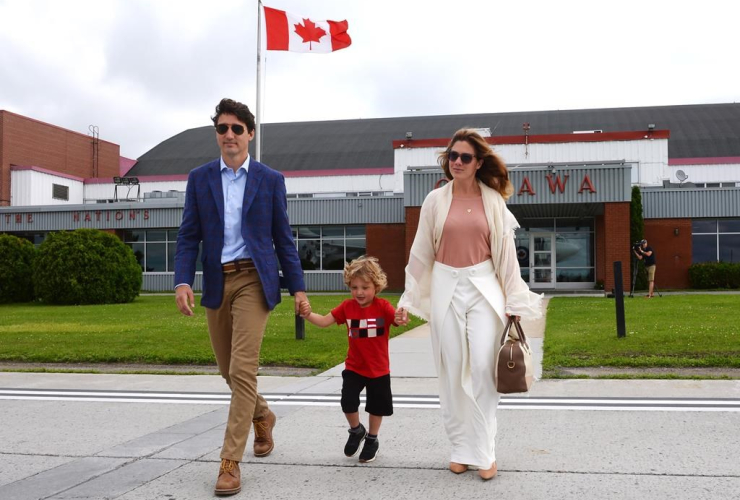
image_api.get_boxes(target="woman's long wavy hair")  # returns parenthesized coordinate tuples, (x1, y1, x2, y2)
(438, 128, 513, 199)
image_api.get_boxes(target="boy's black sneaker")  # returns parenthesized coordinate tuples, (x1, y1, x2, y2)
(344, 423, 367, 457)
(359, 437, 379, 463)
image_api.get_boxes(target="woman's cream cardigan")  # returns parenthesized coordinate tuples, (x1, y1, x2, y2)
(398, 179, 543, 321)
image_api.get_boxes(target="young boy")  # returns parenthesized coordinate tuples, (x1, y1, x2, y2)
(299, 255, 407, 463)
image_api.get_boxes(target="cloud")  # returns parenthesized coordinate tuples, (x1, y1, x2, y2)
(1, 0, 739, 160)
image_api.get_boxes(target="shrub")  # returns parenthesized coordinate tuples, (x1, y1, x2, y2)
(0, 234, 37, 303)
(688, 262, 740, 289)
(33, 229, 142, 304)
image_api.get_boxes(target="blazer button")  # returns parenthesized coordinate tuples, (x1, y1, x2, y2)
(470, 269, 476, 275)
(452, 271, 459, 278)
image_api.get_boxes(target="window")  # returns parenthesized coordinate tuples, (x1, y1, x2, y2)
(52, 184, 69, 201)
(293, 225, 366, 271)
(516, 218, 595, 284)
(554, 219, 595, 283)
(123, 229, 198, 272)
(692, 218, 740, 263)
(11, 232, 47, 246)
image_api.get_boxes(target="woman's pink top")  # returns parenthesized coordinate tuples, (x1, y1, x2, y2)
(436, 196, 492, 268)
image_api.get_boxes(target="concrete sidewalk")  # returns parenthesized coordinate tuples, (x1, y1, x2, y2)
(2, 296, 740, 500)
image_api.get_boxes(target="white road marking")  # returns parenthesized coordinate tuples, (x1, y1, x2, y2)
(1, 388, 739, 411)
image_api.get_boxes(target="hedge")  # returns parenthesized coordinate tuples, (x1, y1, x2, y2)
(688, 261, 740, 289)
(0, 234, 37, 303)
(33, 229, 142, 304)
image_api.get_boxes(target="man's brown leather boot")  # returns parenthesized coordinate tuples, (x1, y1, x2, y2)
(214, 459, 241, 496)
(252, 410, 276, 457)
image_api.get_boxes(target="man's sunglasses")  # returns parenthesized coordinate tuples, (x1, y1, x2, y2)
(215, 123, 247, 136)
(448, 151, 476, 164)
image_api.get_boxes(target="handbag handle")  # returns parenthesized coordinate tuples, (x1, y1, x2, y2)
(500, 317, 529, 348)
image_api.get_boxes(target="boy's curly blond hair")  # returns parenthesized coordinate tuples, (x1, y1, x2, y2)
(343, 255, 388, 293)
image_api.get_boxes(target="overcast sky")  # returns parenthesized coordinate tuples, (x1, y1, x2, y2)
(1, 0, 737, 159)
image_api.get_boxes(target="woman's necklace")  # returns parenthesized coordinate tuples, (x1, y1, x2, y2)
(454, 183, 480, 214)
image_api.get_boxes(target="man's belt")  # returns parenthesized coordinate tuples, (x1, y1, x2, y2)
(222, 259, 256, 273)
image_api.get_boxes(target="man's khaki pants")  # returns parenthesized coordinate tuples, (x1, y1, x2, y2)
(206, 268, 271, 461)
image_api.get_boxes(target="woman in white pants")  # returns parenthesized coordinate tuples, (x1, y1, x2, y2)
(396, 129, 541, 480)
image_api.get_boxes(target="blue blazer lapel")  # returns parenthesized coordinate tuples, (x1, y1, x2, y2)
(207, 161, 224, 224)
(243, 158, 264, 214)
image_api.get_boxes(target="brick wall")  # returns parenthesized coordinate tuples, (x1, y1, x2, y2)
(644, 218, 692, 289)
(405, 206, 421, 263)
(366, 223, 406, 291)
(0, 114, 5, 205)
(0, 111, 120, 206)
(602, 202, 631, 292)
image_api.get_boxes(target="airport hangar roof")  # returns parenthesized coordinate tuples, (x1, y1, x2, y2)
(126, 102, 740, 177)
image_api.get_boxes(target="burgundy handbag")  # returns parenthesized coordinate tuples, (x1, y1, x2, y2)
(494, 318, 534, 394)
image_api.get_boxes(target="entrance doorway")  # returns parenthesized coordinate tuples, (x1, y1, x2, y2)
(515, 218, 596, 290)
(529, 233, 555, 288)
(516, 232, 556, 288)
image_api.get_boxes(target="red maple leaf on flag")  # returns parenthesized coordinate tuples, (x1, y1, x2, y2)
(293, 18, 327, 50)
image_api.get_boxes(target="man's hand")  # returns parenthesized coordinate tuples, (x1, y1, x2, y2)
(299, 300, 312, 318)
(395, 307, 409, 326)
(175, 285, 195, 316)
(294, 291, 309, 315)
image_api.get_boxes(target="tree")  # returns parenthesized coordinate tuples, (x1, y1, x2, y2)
(34, 229, 142, 305)
(0, 234, 37, 303)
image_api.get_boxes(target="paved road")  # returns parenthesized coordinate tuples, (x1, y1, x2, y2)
(2, 301, 740, 499)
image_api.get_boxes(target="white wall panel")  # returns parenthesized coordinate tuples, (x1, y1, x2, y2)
(394, 148, 444, 193)
(82, 176, 396, 202)
(84, 180, 187, 202)
(284, 174, 394, 195)
(11, 170, 83, 206)
(667, 164, 740, 184)
(82, 175, 400, 202)
(395, 138, 670, 189)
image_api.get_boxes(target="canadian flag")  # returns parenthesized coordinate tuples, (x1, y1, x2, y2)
(263, 6, 351, 53)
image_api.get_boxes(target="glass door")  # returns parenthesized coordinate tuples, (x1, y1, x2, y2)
(530, 233, 555, 288)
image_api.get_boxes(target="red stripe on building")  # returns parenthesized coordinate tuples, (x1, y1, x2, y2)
(669, 157, 740, 166)
(393, 130, 671, 149)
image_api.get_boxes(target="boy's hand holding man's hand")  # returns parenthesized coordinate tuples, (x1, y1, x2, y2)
(299, 300, 312, 318)
(395, 307, 409, 326)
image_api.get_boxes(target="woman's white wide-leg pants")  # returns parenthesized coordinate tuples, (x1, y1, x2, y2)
(430, 260, 506, 468)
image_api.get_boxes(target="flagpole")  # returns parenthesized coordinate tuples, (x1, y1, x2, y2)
(255, 0, 263, 161)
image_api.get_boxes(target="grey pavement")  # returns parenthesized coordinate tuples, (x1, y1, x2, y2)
(2, 296, 740, 499)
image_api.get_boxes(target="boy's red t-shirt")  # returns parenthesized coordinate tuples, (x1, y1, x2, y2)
(331, 297, 396, 378)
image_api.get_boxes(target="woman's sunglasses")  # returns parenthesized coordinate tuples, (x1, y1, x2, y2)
(448, 151, 476, 164)
(215, 123, 246, 136)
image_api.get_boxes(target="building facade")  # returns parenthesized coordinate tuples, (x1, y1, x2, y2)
(2, 103, 740, 292)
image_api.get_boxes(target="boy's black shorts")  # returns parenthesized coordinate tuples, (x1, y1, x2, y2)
(341, 369, 393, 417)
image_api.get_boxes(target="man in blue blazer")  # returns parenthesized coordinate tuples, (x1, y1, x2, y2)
(175, 98, 308, 496)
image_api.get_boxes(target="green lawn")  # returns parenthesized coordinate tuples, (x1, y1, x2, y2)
(0, 295, 423, 371)
(543, 295, 740, 376)
(5, 293, 739, 378)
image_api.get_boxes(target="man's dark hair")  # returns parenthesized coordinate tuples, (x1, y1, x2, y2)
(211, 98, 256, 133)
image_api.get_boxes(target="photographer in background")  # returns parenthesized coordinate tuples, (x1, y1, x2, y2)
(633, 239, 656, 298)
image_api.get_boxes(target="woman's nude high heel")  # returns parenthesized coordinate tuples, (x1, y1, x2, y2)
(449, 462, 468, 474)
(478, 462, 497, 480)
